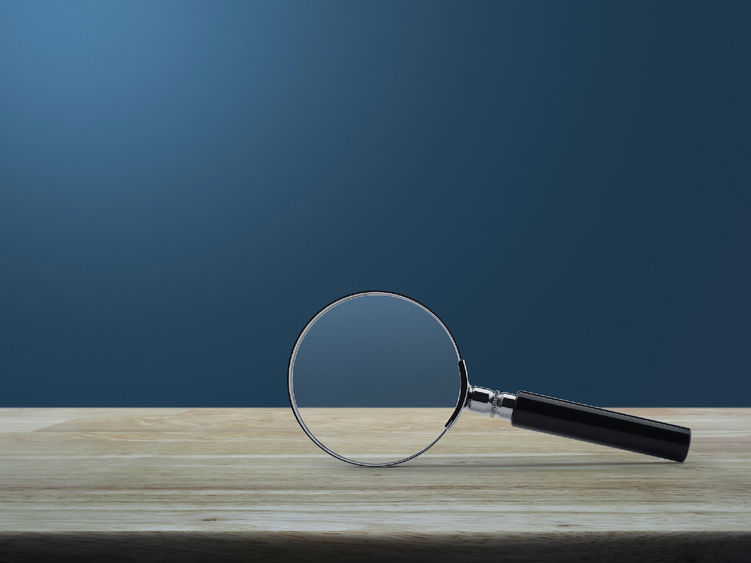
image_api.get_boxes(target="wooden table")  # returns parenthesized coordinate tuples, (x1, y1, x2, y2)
(0, 408, 749, 562)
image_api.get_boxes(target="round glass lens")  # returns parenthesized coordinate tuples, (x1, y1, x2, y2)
(288, 292, 462, 466)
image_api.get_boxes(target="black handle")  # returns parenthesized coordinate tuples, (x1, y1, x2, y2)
(511, 391, 691, 462)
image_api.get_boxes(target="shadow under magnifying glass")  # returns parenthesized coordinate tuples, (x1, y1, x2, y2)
(336, 457, 679, 471)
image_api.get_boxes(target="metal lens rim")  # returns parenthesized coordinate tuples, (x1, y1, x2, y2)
(287, 291, 464, 467)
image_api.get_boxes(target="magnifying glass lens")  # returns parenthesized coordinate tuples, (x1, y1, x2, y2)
(289, 293, 462, 466)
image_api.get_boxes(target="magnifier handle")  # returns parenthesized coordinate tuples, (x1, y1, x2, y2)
(511, 391, 691, 462)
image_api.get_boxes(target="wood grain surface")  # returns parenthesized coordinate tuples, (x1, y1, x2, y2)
(0, 407, 749, 562)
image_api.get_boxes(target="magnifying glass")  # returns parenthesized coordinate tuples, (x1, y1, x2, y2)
(287, 291, 691, 467)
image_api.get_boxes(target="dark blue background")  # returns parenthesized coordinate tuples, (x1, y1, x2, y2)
(1, 1, 749, 406)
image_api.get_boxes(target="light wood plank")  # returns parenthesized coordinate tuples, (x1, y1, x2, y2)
(0, 408, 749, 561)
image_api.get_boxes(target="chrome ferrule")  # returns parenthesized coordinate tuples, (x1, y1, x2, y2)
(466, 386, 516, 420)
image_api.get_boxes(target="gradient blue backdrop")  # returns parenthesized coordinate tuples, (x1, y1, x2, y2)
(1, 0, 749, 406)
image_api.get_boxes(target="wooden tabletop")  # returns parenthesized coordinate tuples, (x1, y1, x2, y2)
(0, 407, 749, 562)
